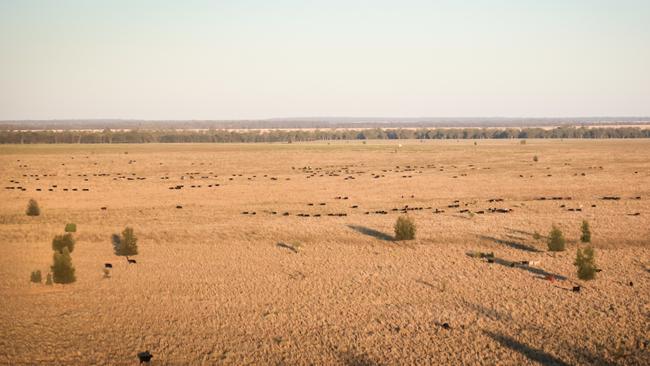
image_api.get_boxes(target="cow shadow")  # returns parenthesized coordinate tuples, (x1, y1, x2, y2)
(348, 225, 393, 241)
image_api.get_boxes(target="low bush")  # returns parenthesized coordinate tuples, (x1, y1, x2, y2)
(547, 226, 565, 251)
(65, 223, 77, 233)
(575, 246, 597, 280)
(26, 199, 40, 216)
(394, 216, 416, 240)
(30, 270, 42, 283)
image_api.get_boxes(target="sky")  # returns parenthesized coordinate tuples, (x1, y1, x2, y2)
(1, 0, 649, 120)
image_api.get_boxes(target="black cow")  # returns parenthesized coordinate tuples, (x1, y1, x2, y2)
(137, 351, 153, 364)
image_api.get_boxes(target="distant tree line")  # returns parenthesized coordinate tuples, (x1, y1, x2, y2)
(1, 126, 649, 144)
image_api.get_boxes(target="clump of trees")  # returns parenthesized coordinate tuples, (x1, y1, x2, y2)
(26, 199, 40, 216)
(575, 220, 596, 280)
(547, 226, 566, 251)
(113, 227, 138, 256)
(394, 216, 416, 241)
(52, 233, 76, 253)
(47, 228, 77, 285)
(2, 126, 649, 145)
(51, 247, 76, 284)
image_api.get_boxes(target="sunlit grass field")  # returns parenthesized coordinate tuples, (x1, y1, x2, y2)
(1, 139, 649, 365)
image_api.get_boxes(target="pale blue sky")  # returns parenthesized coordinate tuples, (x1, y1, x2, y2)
(1, 0, 649, 120)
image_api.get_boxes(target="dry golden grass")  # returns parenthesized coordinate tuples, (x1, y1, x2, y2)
(1, 139, 649, 365)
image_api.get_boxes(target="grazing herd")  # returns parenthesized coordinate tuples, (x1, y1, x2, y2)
(6, 157, 643, 220)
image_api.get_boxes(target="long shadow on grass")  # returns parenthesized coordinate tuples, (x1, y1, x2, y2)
(491, 257, 567, 281)
(506, 227, 538, 237)
(484, 330, 571, 366)
(348, 225, 393, 241)
(478, 235, 543, 253)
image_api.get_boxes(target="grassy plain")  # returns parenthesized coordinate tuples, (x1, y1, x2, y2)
(1, 139, 649, 365)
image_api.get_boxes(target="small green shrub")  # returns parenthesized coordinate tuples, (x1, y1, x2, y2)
(64, 223, 77, 233)
(533, 231, 542, 240)
(115, 227, 138, 256)
(51, 247, 76, 284)
(575, 246, 597, 280)
(547, 226, 565, 251)
(30, 270, 42, 283)
(45, 273, 53, 285)
(26, 199, 40, 216)
(394, 216, 416, 241)
(52, 233, 75, 253)
(520, 140, 527, 145)
(580, 220, 591, 243)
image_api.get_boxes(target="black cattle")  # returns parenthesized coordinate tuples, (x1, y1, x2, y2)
(137, 351, 153, 364)
(104, 263, 112, 269)
(126, 257, 137, 264)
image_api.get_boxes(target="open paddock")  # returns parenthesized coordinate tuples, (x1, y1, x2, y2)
(1, 139, 649, 365)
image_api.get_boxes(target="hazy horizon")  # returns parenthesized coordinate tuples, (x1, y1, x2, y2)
(3, 116, 650, 123)
(2, 0, 649, 120)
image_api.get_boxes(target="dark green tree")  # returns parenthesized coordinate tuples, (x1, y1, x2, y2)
(575, 246, 597, 280)
(26, 199, 40, 216)
(52, 233, 75, 253)
(115, 227, 138, 256)
(51, 247, 76, 284)
(30, 270, 42, 283)
(547, 226, 566, 251)
(394, 216, 416, 241)
(580, 220, 591, 243)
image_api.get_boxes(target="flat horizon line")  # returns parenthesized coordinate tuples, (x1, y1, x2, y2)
(2, 116, 650, 122)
